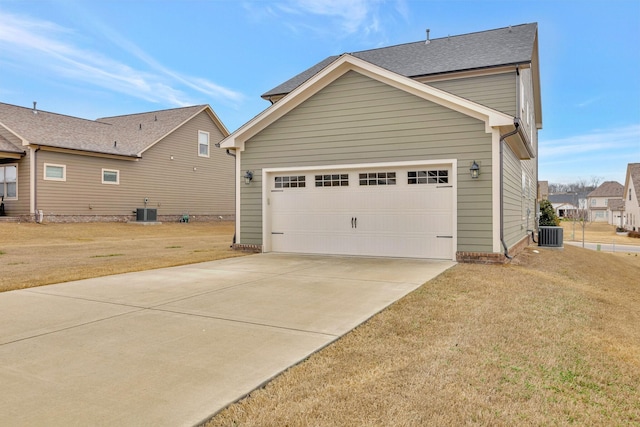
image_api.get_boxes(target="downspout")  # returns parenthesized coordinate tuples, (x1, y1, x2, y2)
(215, 142, 237, 244)
(499, 122, 520, 260)
(30, 146, 41, 223)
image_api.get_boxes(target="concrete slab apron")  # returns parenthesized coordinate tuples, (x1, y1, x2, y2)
(0, 253, 454, 427)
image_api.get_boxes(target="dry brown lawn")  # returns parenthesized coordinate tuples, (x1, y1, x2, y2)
(561, 220, 640, 245)
(1, 221, 639, 425)
(0, 221, 243, 292)
(208, 247, 640, 426)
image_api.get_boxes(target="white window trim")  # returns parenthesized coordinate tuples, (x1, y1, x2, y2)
(0, 163, 18, 200)
(102, 168, 120, 185)
(44, 163, 66, 182)
(198, 130, 210, 158)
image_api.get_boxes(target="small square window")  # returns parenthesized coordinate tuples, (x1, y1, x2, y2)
(316, 173, 348, 187)
(102, 169, 119, 185)
(44, 164, 66, 181)
(274, 175, 305, 189)
(408, 170, 448, 185)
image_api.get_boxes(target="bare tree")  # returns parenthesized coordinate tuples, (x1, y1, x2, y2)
(548, 176, 602, 195)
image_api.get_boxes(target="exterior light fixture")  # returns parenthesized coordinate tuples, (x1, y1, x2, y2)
(470, 161, 480, 179)
(244, 170, 254, 185)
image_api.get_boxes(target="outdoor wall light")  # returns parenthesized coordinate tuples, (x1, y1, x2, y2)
(470, 161, 480, 179)
(244, 170, 254, 185)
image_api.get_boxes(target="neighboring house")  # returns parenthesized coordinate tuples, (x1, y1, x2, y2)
(548, 193, 585, 219)
(0, 102, 234, 222)
(608, 199, 625, 228)
(587, 181, 623, 223)
(221, 23, 541, 262)
(623, 163, 640, 231)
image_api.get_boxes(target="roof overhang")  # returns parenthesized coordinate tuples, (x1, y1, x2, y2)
(500, 118, 536, 160)
(221, 54, 514, 151)
(34, 145, 141, 161)
(0, 151, 24, 160)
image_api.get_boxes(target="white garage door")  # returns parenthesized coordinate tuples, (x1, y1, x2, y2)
(266, 164, 454, 259)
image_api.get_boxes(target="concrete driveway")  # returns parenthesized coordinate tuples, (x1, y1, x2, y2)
(0, 253, 454, 426)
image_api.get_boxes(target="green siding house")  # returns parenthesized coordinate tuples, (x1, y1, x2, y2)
(221, 23, 542, 262)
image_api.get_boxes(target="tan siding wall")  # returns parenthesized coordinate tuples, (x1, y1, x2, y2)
(240, 70, 494, 252)
(35, 111, 235, 219)
(427, 72, 517, 116)
(1, 152, 30, 215)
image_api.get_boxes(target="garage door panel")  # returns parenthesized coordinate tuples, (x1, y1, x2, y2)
(268, 165, 454, 259)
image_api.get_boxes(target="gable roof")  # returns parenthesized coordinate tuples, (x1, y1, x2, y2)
(263, 23, 538, 99)
(0, 102, 228, 158)
(588, 181, 624, 198)
(624, 163, 640, 205)
(221, 54, 516, 152)
(548, 193, 585, 204)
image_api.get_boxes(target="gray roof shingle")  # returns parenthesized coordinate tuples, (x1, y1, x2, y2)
(263, 23, 538, 98)
(588, 181, 624, 198)
(0, 102, 207, 157)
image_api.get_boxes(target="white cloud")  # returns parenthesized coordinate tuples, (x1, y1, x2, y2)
(539, 125, 639, 184)
(539, 125, 640, 157)
(273, 0, 388, 37)
(0, 10, 244, 107)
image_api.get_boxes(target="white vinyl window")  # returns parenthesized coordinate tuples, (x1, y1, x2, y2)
(44, 163, 66, 181)
(198, 131, 210, 157)
(102, 169, 119, 185)
(0, 164, 17, 199)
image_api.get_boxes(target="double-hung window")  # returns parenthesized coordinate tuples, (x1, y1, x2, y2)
(198, 131, 210, 157)
(0, 164, 17, 199)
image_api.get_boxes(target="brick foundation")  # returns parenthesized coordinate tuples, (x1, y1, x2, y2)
(456, 234, 532, 264)
(231, 243, 263, 253)
(16, 214, 235, 223)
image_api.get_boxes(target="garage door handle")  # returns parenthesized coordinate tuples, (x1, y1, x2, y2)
(437, 235, 453, 238)
(351, 217, 357, 229)
(351, 217, 354, 228)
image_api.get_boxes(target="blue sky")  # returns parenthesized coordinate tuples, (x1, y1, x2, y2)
(1, 0, 638, 185)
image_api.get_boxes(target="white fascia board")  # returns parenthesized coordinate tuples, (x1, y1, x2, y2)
(492, 129, 502, 253)
(138, 105, 220, 157)
(262, 158, 457, 174)
(220, 54, 513, 150)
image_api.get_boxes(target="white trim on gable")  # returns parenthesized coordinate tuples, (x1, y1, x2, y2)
(137, 105, 230, 157)
(221, 54, 514, 152)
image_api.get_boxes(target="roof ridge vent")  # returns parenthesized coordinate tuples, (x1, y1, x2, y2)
(425, 28, 430, 45)
(33, 101, 37, 114)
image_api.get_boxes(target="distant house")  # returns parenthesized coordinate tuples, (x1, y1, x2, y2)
(0, 102, 234, 222)
(548, 193, 585, 219)
(623, 163, 640, 231)
(587, 181, 623, 223)
(221, 23, 541, 262)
